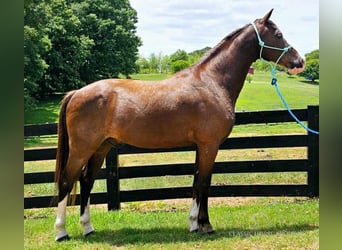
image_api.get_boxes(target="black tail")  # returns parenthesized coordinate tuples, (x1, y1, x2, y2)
(55, 91, 76, 191)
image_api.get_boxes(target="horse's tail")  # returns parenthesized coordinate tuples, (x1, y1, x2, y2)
(55, 91, 76, 194)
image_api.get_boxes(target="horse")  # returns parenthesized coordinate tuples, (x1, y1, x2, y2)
(54, 9, 305, 241)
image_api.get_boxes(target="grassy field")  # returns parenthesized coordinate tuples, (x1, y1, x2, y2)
(24, 198, 318, 249)
(24, 71, 319, 249)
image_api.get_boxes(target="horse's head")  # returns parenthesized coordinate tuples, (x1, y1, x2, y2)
(252, 9, 305, 74)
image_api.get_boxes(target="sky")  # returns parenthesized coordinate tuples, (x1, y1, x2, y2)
(129, 0, 319, 58)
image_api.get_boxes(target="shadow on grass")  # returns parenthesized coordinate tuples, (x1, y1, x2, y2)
(299, 80, 319, 85)
(81, 224, 318, 246)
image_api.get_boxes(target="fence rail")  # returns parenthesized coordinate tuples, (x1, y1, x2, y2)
(24, 106, 319, 210)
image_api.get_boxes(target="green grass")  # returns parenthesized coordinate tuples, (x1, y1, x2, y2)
(236, 72, 319, 112)
(25, 94, 63, 124)
(24, 198, 318, 249)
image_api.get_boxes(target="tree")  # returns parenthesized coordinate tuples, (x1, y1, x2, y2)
(302, 59, 319, 82)
(24, 0, 52, 108)
(148, 53, 159, 73)
(170, 49, 188, 62)
(305, 49, 319, 61)
(136, 55, 150, 73)
(188, 46, 211, 64)
(24, 0, 141, 108)
(300, 49, 319, 82)
(168, 48, 190, 73)
(171, 60, 190, 73)
(77, 0, 142, 82)
(41, 0, 94, 95)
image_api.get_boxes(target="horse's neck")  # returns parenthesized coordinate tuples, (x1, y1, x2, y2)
(197, 26, 258, 105)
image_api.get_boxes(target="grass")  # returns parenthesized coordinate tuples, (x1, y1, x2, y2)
(24, 71, 319, 249)
(24, 198, 318, 249)
(24, 94, 63, 124)
(236, 72, 319, 112)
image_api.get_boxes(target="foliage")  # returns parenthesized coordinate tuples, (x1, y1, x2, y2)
(24, 0, 141, 107)
(305, 49, 319, 61)
(301, 59, 319, 82)
(136, 47, 211, 74)
(136, 46, 320, 76)
(170, 49, 189, 62)
(188, 46, 211, 64)
(300, 50, 319, 82)
(171, 60, 190, 73)
(77, 0, 142, 81)
(24, 1, 52, 109)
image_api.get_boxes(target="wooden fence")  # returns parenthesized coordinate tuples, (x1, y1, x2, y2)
(24, 106, 319, 210)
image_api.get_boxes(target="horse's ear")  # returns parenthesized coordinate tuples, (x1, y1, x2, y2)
(261, 9, 274, 23)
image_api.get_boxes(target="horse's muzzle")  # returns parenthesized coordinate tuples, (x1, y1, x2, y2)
(288, 57, 305, 75)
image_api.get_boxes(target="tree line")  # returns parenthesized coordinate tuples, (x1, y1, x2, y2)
(24, 0, 141, 109)
(136, 48, 319, 82)
(136, 47, 210, 74)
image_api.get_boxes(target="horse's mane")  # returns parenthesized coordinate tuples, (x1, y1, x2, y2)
(196, 23, 250, 65)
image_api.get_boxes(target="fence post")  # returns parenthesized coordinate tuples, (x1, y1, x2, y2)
(105, 147, 120, 210)
(307, 105, 319, 197)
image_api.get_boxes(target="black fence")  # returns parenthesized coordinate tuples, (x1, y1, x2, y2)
(24, 105, 319, 210)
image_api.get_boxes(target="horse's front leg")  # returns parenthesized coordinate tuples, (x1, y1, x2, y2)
(188, 143, 218, 233)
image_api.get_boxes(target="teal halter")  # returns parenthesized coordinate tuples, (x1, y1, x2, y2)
(250, 22, 319, 135)
(251, 22, 292, 84)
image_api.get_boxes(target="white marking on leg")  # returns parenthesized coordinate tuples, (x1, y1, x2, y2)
(54, 196, 68, 241)
(79, 198, 94, 236)
(188, 199, 200, 232)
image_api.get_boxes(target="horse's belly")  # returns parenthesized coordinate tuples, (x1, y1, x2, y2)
(115, 120, 196, 149)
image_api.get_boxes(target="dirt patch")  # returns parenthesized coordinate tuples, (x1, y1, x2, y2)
(120, 197, 261, 213)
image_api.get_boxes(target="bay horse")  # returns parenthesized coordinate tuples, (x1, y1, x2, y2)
(54, 9, 305, 241)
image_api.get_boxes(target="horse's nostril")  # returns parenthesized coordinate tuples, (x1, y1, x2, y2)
(291, 58, 305, 69)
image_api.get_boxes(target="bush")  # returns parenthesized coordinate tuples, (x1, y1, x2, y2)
(171, 60, 190, 73)
(301, 59, 319, 82)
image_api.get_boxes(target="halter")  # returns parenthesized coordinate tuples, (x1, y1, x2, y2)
(250, 22, 319, 135)
(251, 22, 292, 84)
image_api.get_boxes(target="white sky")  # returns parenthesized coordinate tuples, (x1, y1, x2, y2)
(130, 0, 319, 57)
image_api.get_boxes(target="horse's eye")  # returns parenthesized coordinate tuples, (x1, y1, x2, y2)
(275, 31, 283, 38)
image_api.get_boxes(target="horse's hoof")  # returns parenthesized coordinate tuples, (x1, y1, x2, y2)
(84, 230, 95, 237)
(199, 224, 215, 234)
(190, 229, 199, 233)
(55, 234, 70, 242)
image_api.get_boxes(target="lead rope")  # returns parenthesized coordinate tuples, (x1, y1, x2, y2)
(250, 22, 319, 135)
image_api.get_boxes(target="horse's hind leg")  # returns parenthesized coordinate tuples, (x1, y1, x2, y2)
(55, 157, 86, 241)
(79, 142, 112, 237)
